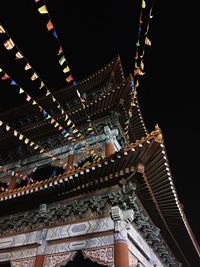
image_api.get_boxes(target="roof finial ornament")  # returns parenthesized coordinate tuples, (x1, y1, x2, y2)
(154, 123, 163, 143)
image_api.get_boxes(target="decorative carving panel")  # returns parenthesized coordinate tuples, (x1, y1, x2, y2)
(83, 246, 114, 266)
(11, 257, 35, 267)
(44, 252, 76, 267)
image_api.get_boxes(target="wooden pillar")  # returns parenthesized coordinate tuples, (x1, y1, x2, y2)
(114, 241, 129, 267)
(105, 142, 115, 157)
(111, 206, 130, 267)
(34, 229, 47, 267)
(66, 147, 75, 172)
(34, 255, 45, 267)
(8, 176, 17, 190)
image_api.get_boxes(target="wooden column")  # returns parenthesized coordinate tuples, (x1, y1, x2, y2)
(66, 147, 75, 172)
(105, 142, 115, 157)
(34, 229, 47, 267)
(114, 241, 129, 267)
(8, 176, 17, 190)
(34, 255, 45, 267)
(111, 206, 130, 267)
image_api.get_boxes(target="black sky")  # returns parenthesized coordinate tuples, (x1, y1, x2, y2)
(0, 0, 199, 245)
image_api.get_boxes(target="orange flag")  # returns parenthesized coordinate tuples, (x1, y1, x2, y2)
(47, 20, 54, 31)
(1, 73, 9, 80)
(66, 75, 73, 83)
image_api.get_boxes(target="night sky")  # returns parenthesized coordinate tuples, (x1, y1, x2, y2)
(0, 0, 199, 246)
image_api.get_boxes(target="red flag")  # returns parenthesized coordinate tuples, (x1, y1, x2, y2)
(1, 73, 9, 80)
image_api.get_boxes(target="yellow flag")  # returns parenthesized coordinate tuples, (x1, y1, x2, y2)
(63, 66, 70, 73)
(38, 5, 48, 14)
(145, 37, 151, 46)
(142, 0, 146, 8)
(31, 73, 38, 81)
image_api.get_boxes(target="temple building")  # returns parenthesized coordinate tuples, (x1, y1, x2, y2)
(0, 0, 200, 267)
(0, 57, 199, 267)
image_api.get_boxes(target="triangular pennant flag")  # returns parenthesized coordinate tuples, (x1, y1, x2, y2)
(47, 20, 54, 31)
(24, 138, 29, 144)
(58, 126, 63, 131)
(66, 75, 73, 83)
(145, 37, 152, 46)
(142, 0, 146, 8)
(52, 30, 58, 39)
(50, 118, 55, 124)
(63, 66, 70, 73)
(54, 122, 59, 128)
(19, 134, 24, 140)
(0, 25, 5, 33)
(46, 114, 51, 120)
(11, 80, 17, 86)
(61, 129, 67, 136)
(26, 95, 31, 102)
(67, 120, 72, 126)
(24, 63, 31, 70)
(1, 73, 9, 80)
(73, 80, 77, 86)
(31, 73, 38, 81)
(38, 5, 48, 14)
(6, 125, 10, 131)
(19, 88, 24, 94)
(39, 81, 44, 89)
(64, 114, 69, 121)
(3, 39, 15, 50)
(59, 56, 66, 66)
(140, 60, 144, 70)
(15, 52, 23, 59)
(76, 90, 81, 98)
(32, 100, 37, 105)
(46, 91, 50, 96)
(57, 46, 62, 55)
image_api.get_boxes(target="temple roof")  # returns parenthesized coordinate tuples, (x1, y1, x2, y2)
(0, 56, 147, 169)
(0, 127, 199, 265)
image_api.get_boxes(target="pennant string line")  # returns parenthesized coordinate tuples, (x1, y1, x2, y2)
(0, 23, 94, 152)
(35, 0, 85, 108)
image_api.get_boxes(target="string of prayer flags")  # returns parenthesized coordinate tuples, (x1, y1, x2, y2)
(0, 119, 45, 154)
(0, 22, 74, 132)
(35, 0, 73, 84)
(0, 65, 79, 142)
